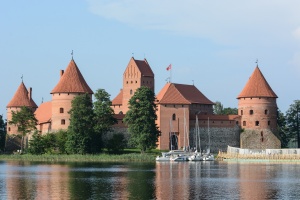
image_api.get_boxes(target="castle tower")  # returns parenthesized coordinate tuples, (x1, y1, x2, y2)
(50, 59, 93, 131)
(6, 81, 38, 134)
(237, 66, 280, 149)
(112, 57, 154, 114)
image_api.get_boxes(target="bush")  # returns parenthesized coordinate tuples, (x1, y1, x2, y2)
(28, 132, 45, 155)
(106, 133, 126, 154)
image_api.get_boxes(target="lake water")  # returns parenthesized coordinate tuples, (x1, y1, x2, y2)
(0, 160, 299, 199)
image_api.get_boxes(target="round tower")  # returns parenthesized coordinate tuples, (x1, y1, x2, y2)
(237, 66, 280, 149)
(6, 82, 37, 135)
(50, 59, 93, 131)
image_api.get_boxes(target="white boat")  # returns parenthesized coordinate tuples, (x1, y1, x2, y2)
(171, 154, 189, 161)
(156, 150, 190, 161)
(203, 153, 214, 161)
(188, 153, 203, 161)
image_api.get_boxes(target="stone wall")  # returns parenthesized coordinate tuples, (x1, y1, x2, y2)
(189, 126, 240, 153)
(240, 129, 281, 149)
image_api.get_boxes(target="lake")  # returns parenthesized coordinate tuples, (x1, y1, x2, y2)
(0, 160, 299, 199)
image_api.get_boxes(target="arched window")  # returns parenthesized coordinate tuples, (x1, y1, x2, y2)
(60, 108, 64, 113)
(255, 121, 259, 126)
(172, 113, 176, 121)
(250, 110, 254, 115)
(8, 127, 11, 132)
(119, 111, 123, 114)
(241, 110, 243, 115)
(130, 89, 133, 95)
(61, 119, 65, 125)
(265, 109, 268, 115)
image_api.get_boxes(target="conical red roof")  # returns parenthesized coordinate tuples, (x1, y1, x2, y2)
(51, 59, 93, 94)
(7, 82, 38, 108)
(237, 66, 277, 99)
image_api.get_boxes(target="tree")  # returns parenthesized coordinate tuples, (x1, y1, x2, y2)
(285, 100, 300, 147)
(213, 101, 238, 115)
(277, 109, 289, 148)
(28, 131, 45, 155)
(66, 94, 95, 154)
(8, 106, 37, 152)
(123, 86, 161, 153)
(0, 115, 6, 152)
(93, 89, 117, 152)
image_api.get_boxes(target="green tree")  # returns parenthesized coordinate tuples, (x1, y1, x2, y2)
(222, 107, 238, 115)
(285, 100, 300, 147)
(123, 86, 161, 153)
(93, 89, 117, 153)
(8, 106, 37, 152)
(28, 131, 45, 154)
(277, 109, 289, 148)
(66, 94, 95, 154)
(213, 101, 238, 115)
(0, 115, 6, 152)
(213, 101, 223, 115)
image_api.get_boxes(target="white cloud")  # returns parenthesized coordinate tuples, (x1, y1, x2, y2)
(87, 0, 300, 46)
(292, 27, 300, 40)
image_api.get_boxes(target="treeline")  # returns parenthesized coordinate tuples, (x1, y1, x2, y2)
(3, 86, 160, 155)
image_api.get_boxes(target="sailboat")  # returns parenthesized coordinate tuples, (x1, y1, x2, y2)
(203, 117, 214, 161)
(188, 114, 203, 161)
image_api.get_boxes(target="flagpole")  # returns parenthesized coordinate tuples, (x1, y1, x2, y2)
(170, 64, 172, 83)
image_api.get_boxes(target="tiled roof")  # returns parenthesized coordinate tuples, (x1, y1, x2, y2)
(112, 89, 123, 105)
(34, 101, 52, 124)
(133, 58, 154, 77)
(7, 82, 38, 108)
(237, 66, 277, 98)
(157, 83, 214, 105)
(51, 59, 93, 94)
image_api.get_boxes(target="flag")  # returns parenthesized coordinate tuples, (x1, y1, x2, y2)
(166, 64, 172, 71)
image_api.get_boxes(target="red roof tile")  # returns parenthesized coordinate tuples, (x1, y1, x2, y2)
(112, 89, 123, 105)
(51, 59, 93, 94)
(132, 57, 154, 77)
(34, 101, 52, 124)
(157, 83, 214, 105)
(237, 66, 277, 99)
(7, 82, 38, 108)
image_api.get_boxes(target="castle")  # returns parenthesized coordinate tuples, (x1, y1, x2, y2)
(6, 56, 281, 152)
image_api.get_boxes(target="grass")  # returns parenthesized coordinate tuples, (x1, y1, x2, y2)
(0, 149, 164, 163)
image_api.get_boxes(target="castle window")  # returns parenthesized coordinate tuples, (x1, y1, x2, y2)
(8, 127, 11, 132)
(243, 121, 246, 126)
(255, 121, 259, 126)
(250, 110, 254, 115)
(61, 119, 65, 125)
(172, 114, 176, 121)
(126, 81, 128, 84)
(119, 111, 123, 114)
(236, 121, 239, 125)
(135, 81, 137, 83)
(241, 110, 243, 115)
(265, 109, 268, 115)
(60, 108, 64, 113)
(268, 121, 271, 125)
(130, 89, 133, 95)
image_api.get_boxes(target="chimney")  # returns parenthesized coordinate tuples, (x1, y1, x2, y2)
(28, 87, 32, 100)
(60, 70, 64, 77)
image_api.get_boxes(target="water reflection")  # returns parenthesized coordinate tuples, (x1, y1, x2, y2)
(0, 160, 300, 199)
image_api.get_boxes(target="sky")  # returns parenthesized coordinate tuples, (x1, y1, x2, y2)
(1, 0, 300, 119)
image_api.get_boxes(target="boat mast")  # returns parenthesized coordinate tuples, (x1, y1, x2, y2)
(208, 117, 210, 154)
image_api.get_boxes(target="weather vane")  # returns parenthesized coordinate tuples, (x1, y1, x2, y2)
(71, 50, 73, 59)
(21, 74, 23, 82)
(256, 59, 258, 66)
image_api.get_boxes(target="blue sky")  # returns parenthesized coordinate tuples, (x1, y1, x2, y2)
(1, 0, 300, 119)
